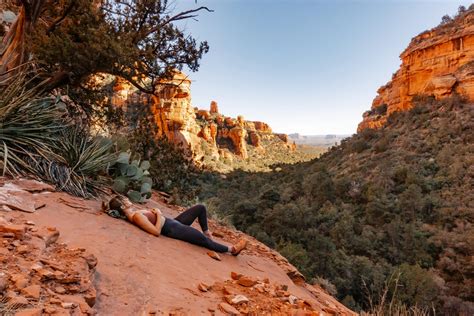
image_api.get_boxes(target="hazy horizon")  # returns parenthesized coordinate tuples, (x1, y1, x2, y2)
(174, 0, 470, 135)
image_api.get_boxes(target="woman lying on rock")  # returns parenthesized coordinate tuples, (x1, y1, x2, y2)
(104, 196, 247, 255)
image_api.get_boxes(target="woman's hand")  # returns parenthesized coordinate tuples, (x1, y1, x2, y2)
(132, 212, 161, 236)
(152, 208, 162, 216)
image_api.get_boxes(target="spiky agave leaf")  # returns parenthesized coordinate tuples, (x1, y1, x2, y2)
(0, 68, 116, 198)
(53, 127, 116, 197)
(0, 69, 68, 176)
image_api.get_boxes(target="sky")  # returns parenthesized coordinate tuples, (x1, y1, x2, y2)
(174, 0, 470, 135)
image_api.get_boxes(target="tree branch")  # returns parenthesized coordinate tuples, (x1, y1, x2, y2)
(118, 72, 156, 95)
(144, 6, 213, 37)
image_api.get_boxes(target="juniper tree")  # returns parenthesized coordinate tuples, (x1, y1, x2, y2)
(1, 0, 211, 94)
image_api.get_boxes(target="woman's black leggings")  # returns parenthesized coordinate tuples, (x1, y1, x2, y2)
(161, 204, 229, 253)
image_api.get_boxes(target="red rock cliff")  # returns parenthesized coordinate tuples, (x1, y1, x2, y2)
(111, 71, 295, 163)
(358, 8, 474, 131)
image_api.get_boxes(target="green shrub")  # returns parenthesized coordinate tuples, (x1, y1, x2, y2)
(351, 139, 370, 153)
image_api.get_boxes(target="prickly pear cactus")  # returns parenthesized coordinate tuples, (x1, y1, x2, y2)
(111, 152, 153, 203)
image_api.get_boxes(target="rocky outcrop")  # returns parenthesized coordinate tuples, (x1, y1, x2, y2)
(112, 71, 296, 164)
(248, 131, 263, 149)
(210, 100, 219, 114)
(253, 121, 272, 133)
(358, 8, 474, 131)
(150, 72, 204, 158)
(228, 126, 248, 159)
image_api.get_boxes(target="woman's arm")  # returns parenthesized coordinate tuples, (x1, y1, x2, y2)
(150, 208, 163, 230)
(132, 212, 161, 236)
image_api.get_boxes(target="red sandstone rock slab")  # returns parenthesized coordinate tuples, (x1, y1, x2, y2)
(0, 188, 36, 213)
(218, 302, 240, 315)
(10, 178, 55, 193)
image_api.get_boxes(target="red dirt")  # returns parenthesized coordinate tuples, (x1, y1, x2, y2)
(0, 178, 356, 315)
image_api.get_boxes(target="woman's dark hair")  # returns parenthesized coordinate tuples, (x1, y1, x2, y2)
(109, 196, 125, 212)
(103, 196, 128, 219)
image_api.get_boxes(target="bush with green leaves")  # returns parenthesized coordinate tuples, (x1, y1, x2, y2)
(111, 152, 153, 203)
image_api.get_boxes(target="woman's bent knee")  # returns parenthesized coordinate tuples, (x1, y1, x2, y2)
(196, 204, 206, 213)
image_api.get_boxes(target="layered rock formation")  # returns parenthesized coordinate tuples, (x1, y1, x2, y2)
(358, 8, 474, 131)
(112, 71, 296, 163)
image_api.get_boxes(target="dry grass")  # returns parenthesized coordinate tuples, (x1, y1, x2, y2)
(0, 297, 22, 316)
(362, 272, 435, 316)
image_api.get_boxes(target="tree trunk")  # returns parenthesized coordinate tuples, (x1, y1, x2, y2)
(0, 6, 27, 79)
(0, 0, 45, 80)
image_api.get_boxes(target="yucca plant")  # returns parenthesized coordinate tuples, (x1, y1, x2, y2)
(0, 69, 67, 176)
(53, 127, 116, 197)
(0, 68, 116, 197)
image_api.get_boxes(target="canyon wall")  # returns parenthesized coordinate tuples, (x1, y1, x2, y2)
(111, 71, 296, 164)
(358, 8, 474, 131)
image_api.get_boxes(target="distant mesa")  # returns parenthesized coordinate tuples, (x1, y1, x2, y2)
(288, 134, 349, 147)
(358, 8, 474, 131)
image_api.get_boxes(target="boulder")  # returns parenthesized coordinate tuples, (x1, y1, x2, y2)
(44, 229, 60, 247)
(0, 275, 8, 293)
(0, 187, 36, 213)
(198, 282, 210, 292)
(11, 274, 29, 289)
